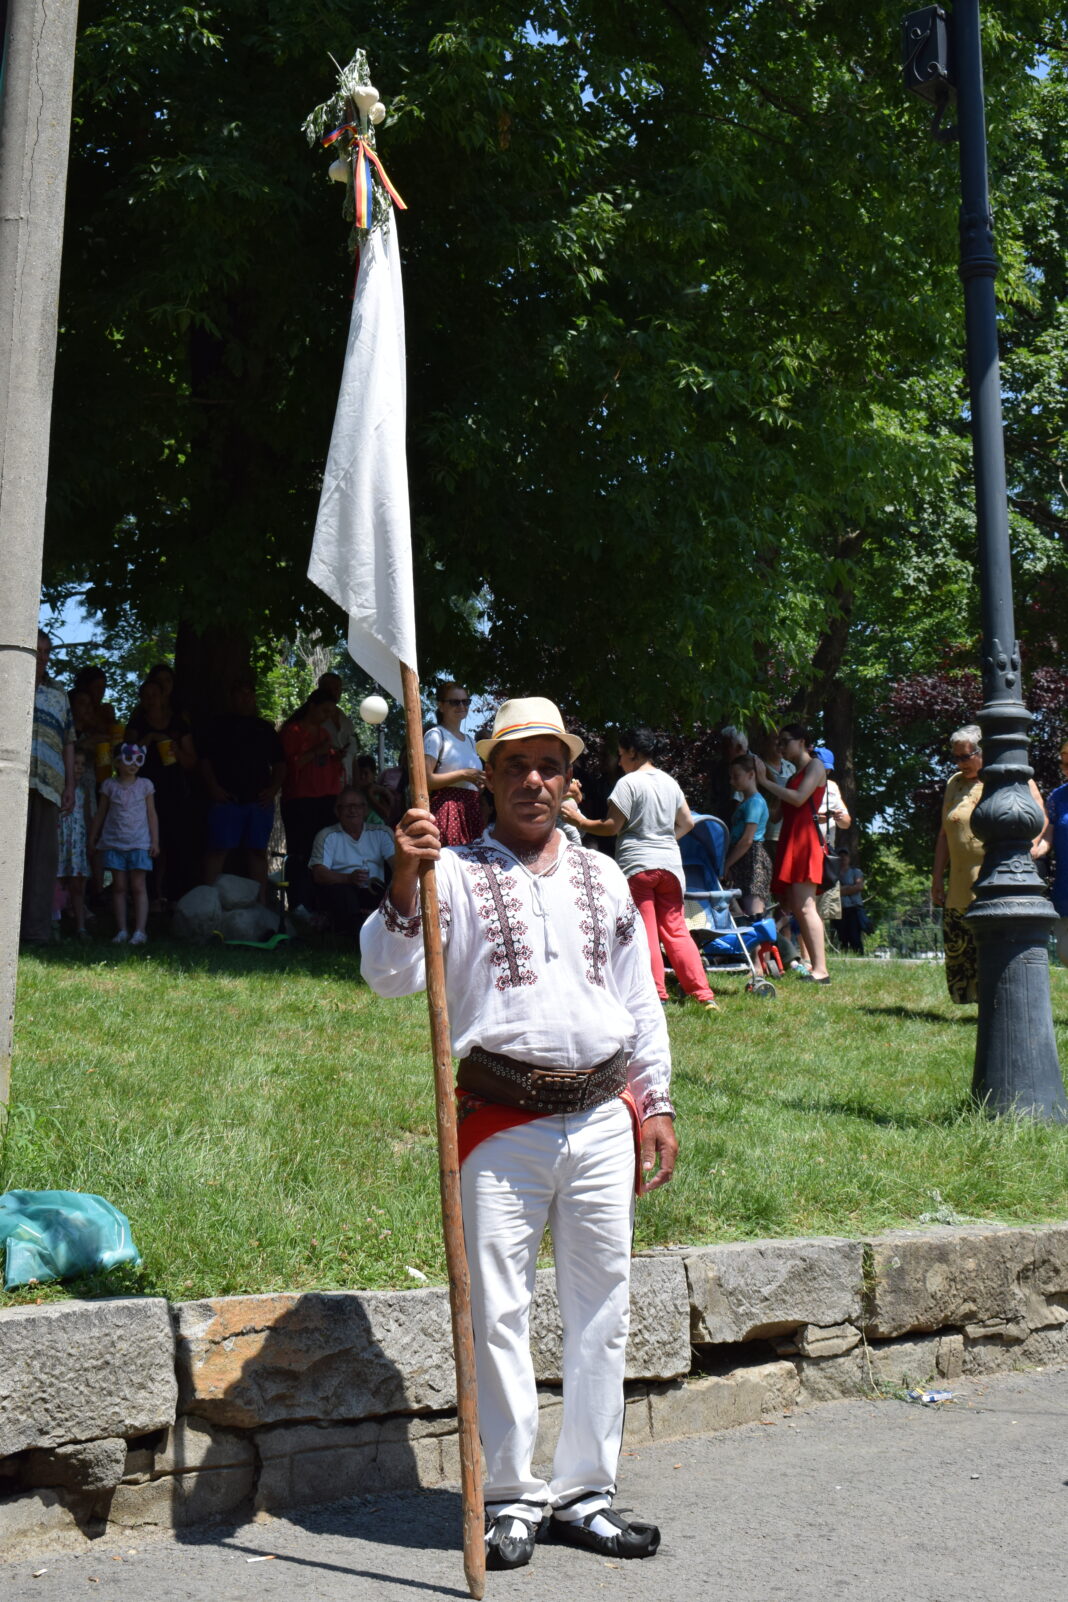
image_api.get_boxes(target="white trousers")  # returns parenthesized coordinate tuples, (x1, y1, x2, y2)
(460, 1097, 636, 1522)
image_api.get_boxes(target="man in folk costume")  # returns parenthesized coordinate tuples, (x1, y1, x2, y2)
(361, 697, 677, 1571)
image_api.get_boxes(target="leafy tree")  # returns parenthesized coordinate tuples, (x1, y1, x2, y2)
(41, 0, 1068, 790)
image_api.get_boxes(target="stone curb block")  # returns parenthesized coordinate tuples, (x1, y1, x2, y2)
(647, 1361, 800, 1440)
(0, 1299, 178, 1458)
(5, 1225, 1068, 1558)
(175, 1257, 690, 1429)
(682, 1238, 864, 1344)
(864, 1226, 1068, 1339)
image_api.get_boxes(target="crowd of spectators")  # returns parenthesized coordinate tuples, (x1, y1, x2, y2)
(418, 694, 872, 997)
(31, 652, 1068, 992)
(19, 645, 871, 977)
(21, 648, 402, 947)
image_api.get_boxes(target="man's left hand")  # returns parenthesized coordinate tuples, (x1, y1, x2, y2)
(639, 1114, 677, 1193)
(60, 784, 75, 815)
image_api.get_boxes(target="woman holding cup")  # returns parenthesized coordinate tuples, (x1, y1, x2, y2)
(72, 666, 121, 783)
(125, 676, 197, 906)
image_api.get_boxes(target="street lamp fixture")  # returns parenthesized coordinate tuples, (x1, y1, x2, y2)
(359, 692, 389, 771)
(902, 2, 1067, 1119)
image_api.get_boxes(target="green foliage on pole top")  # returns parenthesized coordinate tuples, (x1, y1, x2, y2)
(301, 47, 395, 245)
(41, 1, 1068, 740)
(301, 46, 375, 145)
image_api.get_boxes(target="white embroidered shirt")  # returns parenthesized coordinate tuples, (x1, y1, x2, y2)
(359, 830, 674, 1121)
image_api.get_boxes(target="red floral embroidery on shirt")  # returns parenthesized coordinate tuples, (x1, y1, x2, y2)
(380, 895, 450, 938)
(380, 898, 421, 938)
(459, 853, 537, 992)
(639, 1090, 675, 1120)
(568, 846, 609, 987)
(615, 900, 637, 946)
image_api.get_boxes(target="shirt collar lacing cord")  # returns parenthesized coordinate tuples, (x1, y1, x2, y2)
(488, 832, 562, 961)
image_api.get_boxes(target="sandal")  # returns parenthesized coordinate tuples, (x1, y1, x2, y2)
(485, 1507, 546, 1571)
(552, 1505, 661, 1559)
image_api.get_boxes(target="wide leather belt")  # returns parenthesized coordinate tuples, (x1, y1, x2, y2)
(457, 1044, 627, 1114)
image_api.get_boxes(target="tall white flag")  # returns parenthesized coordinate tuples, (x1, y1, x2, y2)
(307, 219, 417, 701)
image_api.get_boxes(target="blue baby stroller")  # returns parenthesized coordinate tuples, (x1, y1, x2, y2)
(678, 815, 782, 999)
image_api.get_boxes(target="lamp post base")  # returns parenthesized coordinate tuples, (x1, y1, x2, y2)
(968, 895, 1068, 1121)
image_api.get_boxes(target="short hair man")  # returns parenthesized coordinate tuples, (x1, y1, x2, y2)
(361, 698, 676, 1570)
(309, 786, 394, 933)
(200, 679, 285, 900)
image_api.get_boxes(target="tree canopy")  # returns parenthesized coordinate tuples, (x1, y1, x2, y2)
(43, 3, 1068, 812)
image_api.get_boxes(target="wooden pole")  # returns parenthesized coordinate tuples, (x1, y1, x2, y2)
(400, 662, 485, 1600)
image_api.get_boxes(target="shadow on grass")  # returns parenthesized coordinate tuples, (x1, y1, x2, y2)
(857, 1004, 976, 1027)
(775, 1092, 978, 1129)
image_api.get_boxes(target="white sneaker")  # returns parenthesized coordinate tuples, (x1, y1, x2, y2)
(112, 930, 129, 944)
(130, 930, 148, 947)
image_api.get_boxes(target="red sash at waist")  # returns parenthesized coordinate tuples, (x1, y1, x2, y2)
(456, 1086, 643, 1193)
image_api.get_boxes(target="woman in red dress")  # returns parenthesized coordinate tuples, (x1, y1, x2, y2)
(754, 725, 830, 983)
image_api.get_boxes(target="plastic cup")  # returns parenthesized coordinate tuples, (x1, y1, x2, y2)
(157, 738, 176, 766)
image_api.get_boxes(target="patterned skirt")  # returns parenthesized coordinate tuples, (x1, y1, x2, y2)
(57, 799, 90, 878)
(726, 840, 773, 906)
(943, 904, 978, 1004)
(430, 788, 484, 846)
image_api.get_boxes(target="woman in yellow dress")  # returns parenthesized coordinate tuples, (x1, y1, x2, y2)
(931, 724, 1046, 1003)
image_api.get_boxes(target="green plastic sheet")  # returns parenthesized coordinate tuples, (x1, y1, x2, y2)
(0, 1190, 141, 1290)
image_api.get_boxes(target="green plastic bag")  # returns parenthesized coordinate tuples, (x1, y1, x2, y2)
(0, 1190, 141, 1290)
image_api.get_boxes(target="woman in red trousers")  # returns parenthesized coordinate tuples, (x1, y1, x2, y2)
(563, 727, 719, 1012)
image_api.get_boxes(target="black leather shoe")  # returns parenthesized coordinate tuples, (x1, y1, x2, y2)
(552, 1507, 661, 1559)
(485, 1512, 543, 1570)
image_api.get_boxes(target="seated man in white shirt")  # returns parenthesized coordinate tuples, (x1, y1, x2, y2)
(360, 698, 675, 1572)
(309, 787, 394, 934)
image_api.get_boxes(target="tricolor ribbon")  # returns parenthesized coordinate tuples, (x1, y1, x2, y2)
(322, 125, 407, 229)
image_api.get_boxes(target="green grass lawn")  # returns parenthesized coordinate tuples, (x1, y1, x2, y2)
(3, 941, 1068, 1307)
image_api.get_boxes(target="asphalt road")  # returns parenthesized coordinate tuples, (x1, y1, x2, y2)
(4, 1368, 1068, 1602)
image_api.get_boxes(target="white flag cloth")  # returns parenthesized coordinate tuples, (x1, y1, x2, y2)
(307, 219, 417, 701)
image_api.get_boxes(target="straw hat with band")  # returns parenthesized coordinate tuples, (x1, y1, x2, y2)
(475, 698, 585, 764)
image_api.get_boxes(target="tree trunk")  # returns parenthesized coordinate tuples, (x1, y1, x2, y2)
(789, 527, 867, 851)
(174, 620, 253, 730)
(0, 0, 80, 1110)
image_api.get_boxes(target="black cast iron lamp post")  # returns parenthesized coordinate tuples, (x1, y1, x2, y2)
(902, 3, 1067, 1119)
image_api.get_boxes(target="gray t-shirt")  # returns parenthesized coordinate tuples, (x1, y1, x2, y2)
(609, 769, 686, 888)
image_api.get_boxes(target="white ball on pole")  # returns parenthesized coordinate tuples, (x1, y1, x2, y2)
(359, 694, 389, 726)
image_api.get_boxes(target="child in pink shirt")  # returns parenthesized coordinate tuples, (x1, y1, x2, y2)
(88, 742, 159, 946)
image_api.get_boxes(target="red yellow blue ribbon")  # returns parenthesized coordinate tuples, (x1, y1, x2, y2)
(322, 125, 407, 229)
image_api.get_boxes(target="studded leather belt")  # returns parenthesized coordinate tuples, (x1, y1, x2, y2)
(457, 1044, 627, 1114)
